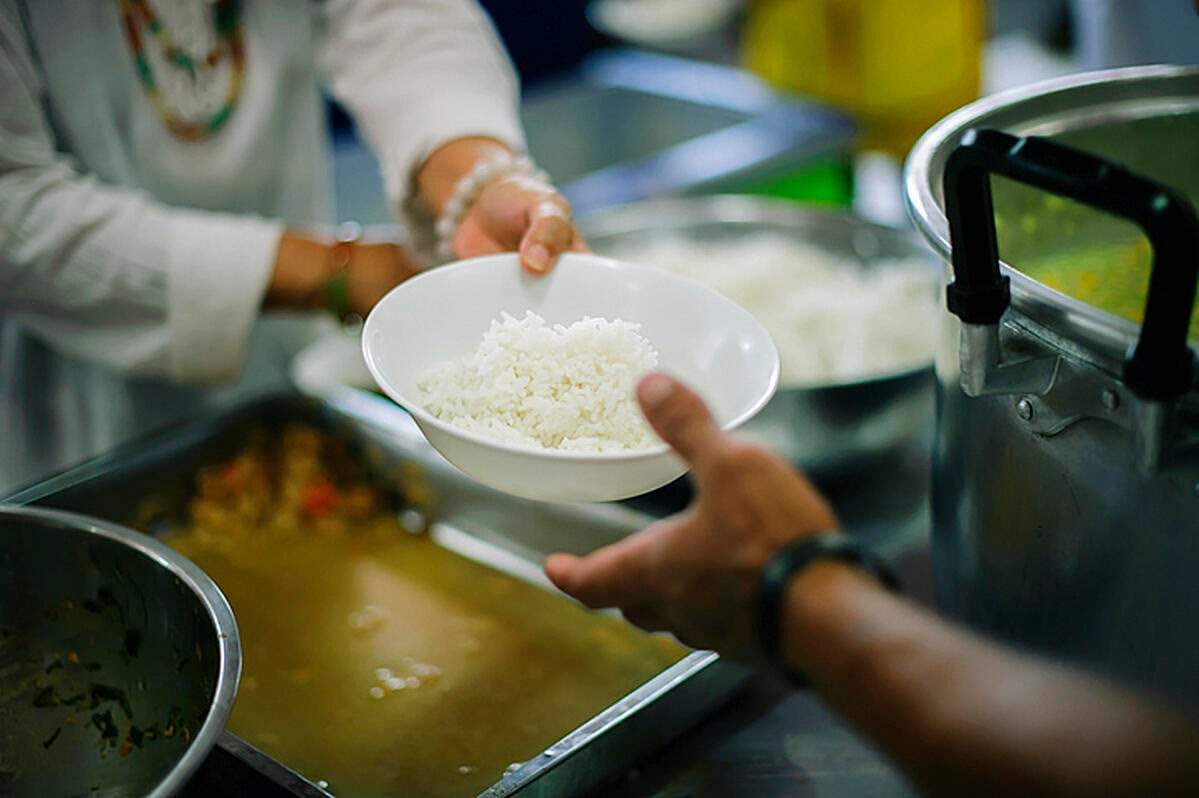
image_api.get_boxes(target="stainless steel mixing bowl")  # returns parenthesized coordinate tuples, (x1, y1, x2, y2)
(0, 504, 240, 797)
(579, 195, 940, 475)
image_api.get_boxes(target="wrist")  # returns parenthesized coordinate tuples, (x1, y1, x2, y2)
(265, 224, 361, 317)
(323, 222, 362, 324)
(781, 559, 879, 676)
(756, 532, 900, 682)
(416, 137, 513, 216)
(434, 151, 547, 262)
(411, 138, 549, 264)
(265, 230, 329, 309)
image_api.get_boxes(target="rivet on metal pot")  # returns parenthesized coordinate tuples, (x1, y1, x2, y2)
(1015, 397, 1034, 421)
(1101, 389, 1120, 412)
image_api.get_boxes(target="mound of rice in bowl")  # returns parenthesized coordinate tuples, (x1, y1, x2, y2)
(417, 311, 660, 452)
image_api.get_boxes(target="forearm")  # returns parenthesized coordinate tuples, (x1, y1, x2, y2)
(318, 0, 525, 217)
(785, 562, 1199, 797)
(264, 230, 338, 310)
(266, 227, 422, 319)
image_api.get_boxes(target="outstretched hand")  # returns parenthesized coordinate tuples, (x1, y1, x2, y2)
(544, 373, 839, 664)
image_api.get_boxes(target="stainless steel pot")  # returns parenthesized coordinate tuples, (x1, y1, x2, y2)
(905, 66, 1199, 708)
(579, 195, 940, 476)
(0, 504, 240, 796)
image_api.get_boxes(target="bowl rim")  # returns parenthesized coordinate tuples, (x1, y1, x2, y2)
(0, 503, 241, 798)
(362, 251, 780, 462)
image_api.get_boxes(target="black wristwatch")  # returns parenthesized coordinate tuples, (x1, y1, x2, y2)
(755, 532, 900, 683)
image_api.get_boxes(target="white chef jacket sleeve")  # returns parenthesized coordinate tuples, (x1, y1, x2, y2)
(317, 0, 528, 221)
(0, 3, 282, 385)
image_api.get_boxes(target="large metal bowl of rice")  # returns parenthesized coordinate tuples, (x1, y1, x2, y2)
(578, 195, 942, 476)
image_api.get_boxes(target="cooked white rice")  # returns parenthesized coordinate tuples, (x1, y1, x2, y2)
(418, 311, 660, 452)
(604, 233, 939, 387)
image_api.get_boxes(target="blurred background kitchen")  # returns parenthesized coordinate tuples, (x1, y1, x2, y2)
(327, 0, 1198, 233)
(300, 0, 1199, 491)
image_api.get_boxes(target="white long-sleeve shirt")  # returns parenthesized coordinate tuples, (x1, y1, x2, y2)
(0, 0, 525, 492)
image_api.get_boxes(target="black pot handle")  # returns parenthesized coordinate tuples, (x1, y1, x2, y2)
(943, 127, 1199, 401)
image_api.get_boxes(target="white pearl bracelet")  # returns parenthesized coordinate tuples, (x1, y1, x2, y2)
(433, 151, 549, 262)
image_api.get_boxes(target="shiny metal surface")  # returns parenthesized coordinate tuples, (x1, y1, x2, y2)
(5, 393, 748, 797)
(906, 64, 1199, 369)
(931, 315, 1199, 705)
(905, 66, 1199, 709)
(579, 195, 939, 475)
(0, 504, 240, 797)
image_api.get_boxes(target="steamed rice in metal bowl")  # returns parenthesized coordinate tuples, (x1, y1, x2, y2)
(603, 232, 939, 388)
(417, 311, 659, 452)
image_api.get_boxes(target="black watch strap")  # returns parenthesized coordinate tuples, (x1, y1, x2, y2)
(755, 532, 900, 683)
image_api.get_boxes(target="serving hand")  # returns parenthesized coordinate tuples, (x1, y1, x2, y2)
(455, 173, 587, 274)
(417, 138, 587, 274)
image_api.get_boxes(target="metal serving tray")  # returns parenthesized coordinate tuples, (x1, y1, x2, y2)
(5, 390, 748, 797)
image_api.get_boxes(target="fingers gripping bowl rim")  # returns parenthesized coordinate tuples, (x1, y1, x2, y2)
(361, 252, 780, 503)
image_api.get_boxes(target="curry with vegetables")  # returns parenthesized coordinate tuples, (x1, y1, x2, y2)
(143, 425, 685, 798)
(1018, 237, 1199, 341)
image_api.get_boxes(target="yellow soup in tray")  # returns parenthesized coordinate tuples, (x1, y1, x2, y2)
(143, 426, 685, 798)
(1018, 237, 1199, 341)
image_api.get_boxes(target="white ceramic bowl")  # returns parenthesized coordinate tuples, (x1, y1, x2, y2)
(362, 252, 779, 502)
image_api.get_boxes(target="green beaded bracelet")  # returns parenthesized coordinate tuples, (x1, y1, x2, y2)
(755, 532, 900, 683)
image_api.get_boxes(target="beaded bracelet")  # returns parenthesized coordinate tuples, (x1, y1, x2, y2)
(433, 151, 549, 262)
(755, 532, 900, 684)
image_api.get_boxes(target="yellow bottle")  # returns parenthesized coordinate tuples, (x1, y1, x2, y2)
(742, 0, 985, 159)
